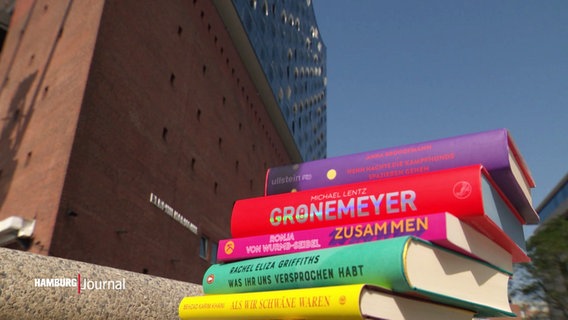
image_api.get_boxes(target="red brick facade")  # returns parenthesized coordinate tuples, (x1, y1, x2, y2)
(0, 0, 293, 283)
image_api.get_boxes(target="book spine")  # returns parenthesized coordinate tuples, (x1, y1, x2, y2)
(203, 236, 411, 295)
(179, 284, 364, 320)
(264, 129, 537, 224)
(204, 236, 514, 317)
(265, 129, 512, 196)
(219, 213, 451, 262)
(233, 165, 530, 262)
(233, 165, 487, 238)
(490, 166, 537, 223)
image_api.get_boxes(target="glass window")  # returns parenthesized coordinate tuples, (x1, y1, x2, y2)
(199, 236, 209, 260)
(210, 243, 218, 264)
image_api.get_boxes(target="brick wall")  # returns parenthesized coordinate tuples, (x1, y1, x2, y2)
(0, 0, 294, 283)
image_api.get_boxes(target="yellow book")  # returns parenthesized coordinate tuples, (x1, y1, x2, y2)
(178, 284, 476, 320)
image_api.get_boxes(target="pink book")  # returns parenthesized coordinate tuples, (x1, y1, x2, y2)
(218, 212, 516, 272)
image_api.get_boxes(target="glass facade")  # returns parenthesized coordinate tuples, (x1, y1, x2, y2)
(537, 174, 568, 222)
(232, 0, 327, 161)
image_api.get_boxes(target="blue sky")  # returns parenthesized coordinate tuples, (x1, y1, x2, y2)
(312, 0, 568, 225)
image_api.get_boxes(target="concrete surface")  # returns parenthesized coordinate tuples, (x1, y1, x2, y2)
(0, 247, 203, 319)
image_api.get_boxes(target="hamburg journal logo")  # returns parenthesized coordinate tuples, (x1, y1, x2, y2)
(34, 274, 126, 294)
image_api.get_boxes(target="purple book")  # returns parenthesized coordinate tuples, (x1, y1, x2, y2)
(265, 128, 538, 224)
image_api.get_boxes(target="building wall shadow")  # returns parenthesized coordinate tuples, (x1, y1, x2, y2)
(0, 70, 37, 209)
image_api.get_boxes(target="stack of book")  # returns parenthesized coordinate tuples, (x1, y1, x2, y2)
(179, 128, 539, 320)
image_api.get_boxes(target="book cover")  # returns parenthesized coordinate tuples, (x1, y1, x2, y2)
(235, 164, 529, 262)
(219, 212, 516, 271)
(179, 283, 478, 320)
(265, 128, 537, 224)
(202, 236, 514, 317)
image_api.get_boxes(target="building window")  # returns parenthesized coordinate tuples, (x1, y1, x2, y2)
(199, 235, 218, 263)
(199, 236, 209, 260)
(162, 127, 168, 141)
(262, 0, 269, 16)
(210, 243, 218, 264)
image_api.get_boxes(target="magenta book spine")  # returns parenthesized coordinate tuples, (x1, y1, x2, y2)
(218, 213, 454, 262)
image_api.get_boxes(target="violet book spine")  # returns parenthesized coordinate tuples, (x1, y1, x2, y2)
(264, 128, 538, 224)
(265, 129, 509, 195)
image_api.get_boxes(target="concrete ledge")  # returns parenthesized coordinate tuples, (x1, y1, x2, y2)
(0, 248, 203, 319)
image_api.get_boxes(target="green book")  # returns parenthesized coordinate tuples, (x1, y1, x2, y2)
(202, 236, 514, 317)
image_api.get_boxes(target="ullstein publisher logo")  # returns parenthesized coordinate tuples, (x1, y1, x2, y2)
(453, 181, 473, 199)
(34, 274, 126, 294)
